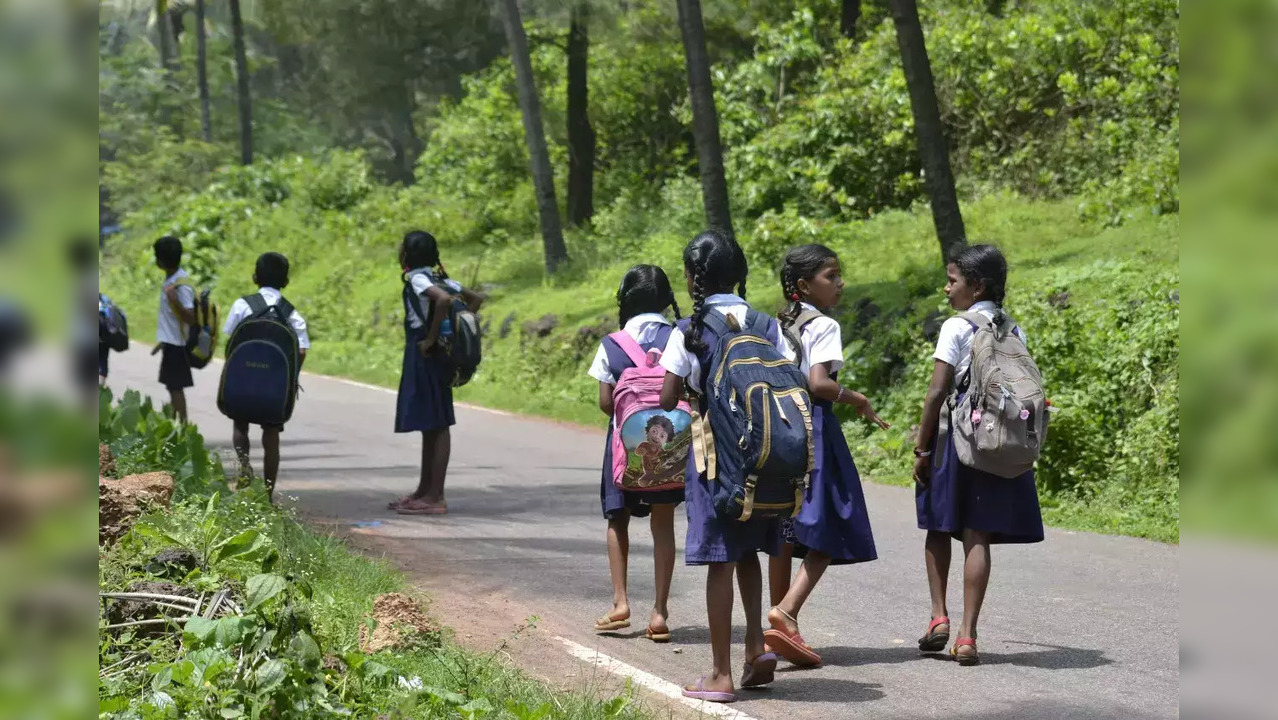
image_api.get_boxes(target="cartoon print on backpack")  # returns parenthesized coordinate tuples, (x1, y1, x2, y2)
(620, 411, 690, 489)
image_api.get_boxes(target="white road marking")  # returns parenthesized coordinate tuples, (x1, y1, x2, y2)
(555, 636, 761, 720)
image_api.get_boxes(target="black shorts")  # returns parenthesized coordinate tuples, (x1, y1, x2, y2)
(158, 343, 193, 391)
(233, 419, 285, 433)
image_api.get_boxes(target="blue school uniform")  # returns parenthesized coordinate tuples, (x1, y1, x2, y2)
(594, 320, 686, 519)
(659, 296, 791, 565)
(916, 301, 1045, 544)
(394, 268, 458, 434)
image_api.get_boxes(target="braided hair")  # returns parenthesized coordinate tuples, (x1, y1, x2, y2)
(617, 264, 683, 328)
(948, 243, 1007, 308)
(777, 243, 839, 364)
(682, 229, 748, 354)
(401, 230, 450, 282)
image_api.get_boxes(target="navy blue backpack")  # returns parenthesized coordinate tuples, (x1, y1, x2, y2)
(217, 294, 301, 426)
(691, 310, 814, 521)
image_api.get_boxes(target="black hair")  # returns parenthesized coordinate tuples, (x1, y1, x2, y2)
(682, 230, 748, 354)
(645, 414, 676, 440)
(617, 264, 682, 329)
(255, 252, 290, 290)
(948, 243, 1007, 308)
(153, 235, 182, 269)
(401, 230, 449, 281)
(777, 243, 839, 362)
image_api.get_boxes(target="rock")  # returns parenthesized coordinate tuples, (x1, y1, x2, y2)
(521, 313, 559, 338)
(99, 472, 174, 545)
(499, 312, 516, 339)
(359, 592, 439, 654)
(98, 443, 115, 477)
(146, 548, 200, 579)
(1049, 290, 1072, 309)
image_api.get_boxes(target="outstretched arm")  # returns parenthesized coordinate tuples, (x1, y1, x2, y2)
(808, 362, 890, 430)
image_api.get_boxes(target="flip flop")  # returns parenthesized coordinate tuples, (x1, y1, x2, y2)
(681, 677, 736, 704)
(918, 616, 951, 652)
(740, 652, 778, 688)
(951, 637, 980, 666)
(396, 499, 448, 515)
(645, 624, 671, 643)
(764, 607, 821, 666)
(387, 495, 415, 510)
(594, 612, 631, 632)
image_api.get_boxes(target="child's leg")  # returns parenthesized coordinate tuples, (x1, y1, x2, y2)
(262, 426, 281, 499)
(736, 553, 766, 661)
(169, 389, 188, 424)
(232, 421, 252, 480)
(648, 504, 676, 630)
(959, 529, 992, 639)
(925, 530, 952, 622)
(768, 544, 793, 607)
(605, 512, 631, 620)
(698, 562, 737, 693)
(423, 427, 451, 505)
(770, 550, 832, 631)
(411, 431, 438, 499)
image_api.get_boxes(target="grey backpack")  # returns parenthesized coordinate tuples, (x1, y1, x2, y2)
(943, 310, 1047, 478)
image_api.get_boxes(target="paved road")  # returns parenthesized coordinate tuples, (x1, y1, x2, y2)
(104, 349, 1178, 720)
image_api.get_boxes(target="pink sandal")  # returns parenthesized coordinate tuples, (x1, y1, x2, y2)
(396, 499, 448, 515)
(918, 616, 951, 652)
(951, 637, 979, 666)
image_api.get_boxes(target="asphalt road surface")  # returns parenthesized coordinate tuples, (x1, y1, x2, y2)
(102, 349, 1178, 720)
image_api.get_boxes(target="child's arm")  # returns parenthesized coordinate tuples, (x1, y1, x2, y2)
(417, 285, 452, 354)
(459, 287, 485, 313)
(164, 285, 197, 326)
(659, 371, 684, 412)
(598, 382, 615, 416)
(808, 362, 890, 430)
(913, 359, 954, 485)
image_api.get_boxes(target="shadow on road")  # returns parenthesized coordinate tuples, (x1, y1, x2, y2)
(744, 676, 887, 704)
(815, 642, 1112, 671)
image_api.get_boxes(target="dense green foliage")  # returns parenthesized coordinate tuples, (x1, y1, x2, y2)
(99, 0, 1179, 540)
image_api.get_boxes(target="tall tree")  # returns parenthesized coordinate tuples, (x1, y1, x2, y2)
(841, 0, 861, 39)
(888, 0, 965, 263)
(194, 0, 212, 142)
(155, 0, 176, 71)
(229, 0, 253, 164)
(501, 0, 568, 273)
(565, 3, 595, 227)
(675, 0, 734, 242)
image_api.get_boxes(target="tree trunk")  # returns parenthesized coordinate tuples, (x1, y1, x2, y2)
(566, 3, 595, 227)
(888, 0, 965, 263)
(501, 0, 568, 274)
(230, 0, 253, 165)
(841, 0, 861, 39)
(195, 0, 212, 142)
(155, 0, 175, 71)
(676, 0, 734, 242)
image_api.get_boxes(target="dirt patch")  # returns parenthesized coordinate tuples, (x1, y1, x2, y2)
(99, 443, 116, 477)
(358, 592, 439, 653)
(99, 472, 174, 545)
(104, 580, 193, 636)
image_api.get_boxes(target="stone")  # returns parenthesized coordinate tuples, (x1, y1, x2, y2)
(99, 472, 174, 545)
(99, 443, 115, 477)
(521, 313, 559, 338)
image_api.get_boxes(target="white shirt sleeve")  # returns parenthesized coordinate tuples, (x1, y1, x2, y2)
(933, 317, 973, 368)
(410, 273, 434, 297)
(659, 326, 693, 378)
(221, 298, 249, 336)
(588, 344, 615, 384)
(802, 316, 844, 373)
(289, 309, 311, 350)
(176, 284, 196, 310)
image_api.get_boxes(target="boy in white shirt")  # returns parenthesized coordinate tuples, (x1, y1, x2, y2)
(221, 252, 309, 499)
(151, 236, 196, 423)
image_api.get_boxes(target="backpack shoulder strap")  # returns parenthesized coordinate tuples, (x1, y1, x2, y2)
(957, 310, 991, 331)
(607, 331, 647, 367)
(789, 308, 825, 336)
(245, 293, 268, 315)
(275, 297, 295, 321)
(701, 310, 730, 339)
(403, 280, 429, 325)
(649, 324, 673, 353)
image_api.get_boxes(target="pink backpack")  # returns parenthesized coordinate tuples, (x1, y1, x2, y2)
(606, 331, 691, 492)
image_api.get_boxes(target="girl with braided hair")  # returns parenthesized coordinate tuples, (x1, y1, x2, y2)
(656, 230, 795, 703)
(764, 244, 889, 668)
(587, 264, 685, 641)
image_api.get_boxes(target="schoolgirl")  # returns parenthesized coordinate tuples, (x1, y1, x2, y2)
(764, 244, 889, 667)
(913, 244, 1044, 666)
(588, 265, 686, 642)
(657, 230, 793, 703)
(389, 230, 484, 516)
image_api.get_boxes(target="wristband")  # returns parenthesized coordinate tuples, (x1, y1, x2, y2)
(913, 448, 932, 458)
(836, 387, 846, 404)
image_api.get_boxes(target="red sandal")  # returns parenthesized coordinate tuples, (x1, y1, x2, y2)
(918, 616, 950, 652)
(951, 637, 979, 666)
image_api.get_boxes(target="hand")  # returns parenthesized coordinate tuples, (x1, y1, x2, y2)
(913, 454, 932, 486)
(151, 343, 163, 356)
(852, 396, 891, 431)
(416, 338, 436, 358)
(163, 284, 179, 302)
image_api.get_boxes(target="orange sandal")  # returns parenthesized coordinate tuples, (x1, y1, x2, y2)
(762, 607, 821, 666)
(951, 637, 979, 666)
(918, 616, 950, 652)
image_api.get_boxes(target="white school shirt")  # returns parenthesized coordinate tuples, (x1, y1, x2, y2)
(404, 267, 464, 330)
(659, 294, 796, 395)
(933, 300, 1027, 390)
(587, 313, 672, 385)
(221, 287, 311, 350)
(156, 268, 196, 345)
(794, 302, 845, 378)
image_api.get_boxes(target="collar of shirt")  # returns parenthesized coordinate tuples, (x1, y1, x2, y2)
(968, 300, 998, 315)
(623, 312, 670, 335)
(163, 269, 189, 285)
(799, 301, 821, 313)
(405, 267, 434, 280)
(704, 293, 745, 306)
(257, 287, 282, 301)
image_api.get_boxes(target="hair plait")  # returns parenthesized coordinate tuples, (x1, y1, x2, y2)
(681, 230, 744, 355)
